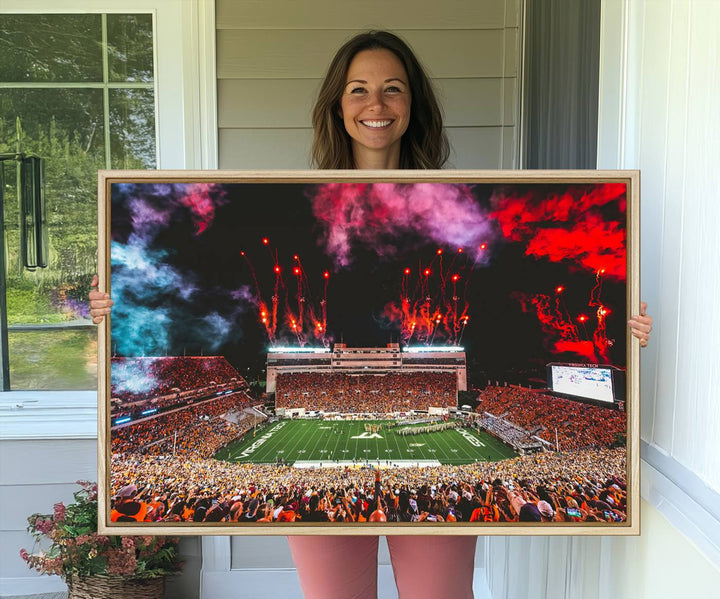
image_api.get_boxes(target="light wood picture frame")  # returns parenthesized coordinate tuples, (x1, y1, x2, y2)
(97, 170, 640, 535)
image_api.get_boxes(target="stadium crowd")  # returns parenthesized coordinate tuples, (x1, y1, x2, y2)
(111, 394, 257, 459)
(145, 410, 263, 461)
(476, 386, 626, 451)
(475, 415, 540, 451)
(109, 376, 629, 527)
(276, 371, 456, 413)
(110, 447, 627, 525)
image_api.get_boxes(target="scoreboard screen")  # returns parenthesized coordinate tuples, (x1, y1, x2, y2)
(549, 364, 615, 403)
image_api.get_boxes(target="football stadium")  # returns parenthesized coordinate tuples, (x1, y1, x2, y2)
(108, 181, 629, 526)
(109, 349, 627, 526)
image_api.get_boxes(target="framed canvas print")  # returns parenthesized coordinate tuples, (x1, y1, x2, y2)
(97, 170, 640, 535)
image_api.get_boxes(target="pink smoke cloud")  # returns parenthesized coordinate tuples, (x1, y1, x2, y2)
(308, 183, 493, 267)
(178, 184, 227, 235)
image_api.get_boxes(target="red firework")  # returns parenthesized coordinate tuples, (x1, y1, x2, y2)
(589, 269, 611, 356)
(239, 237, 330, 347)
(383, 245, 474, 346)
(516, 271, 614, 363)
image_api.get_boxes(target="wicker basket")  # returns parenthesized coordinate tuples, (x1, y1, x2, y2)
(67, 575, 165, 599)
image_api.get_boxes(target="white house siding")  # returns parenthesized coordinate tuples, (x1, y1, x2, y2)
(216, 0, 522, 169)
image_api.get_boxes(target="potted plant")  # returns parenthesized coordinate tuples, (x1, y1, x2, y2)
(20, 480, 182, 599)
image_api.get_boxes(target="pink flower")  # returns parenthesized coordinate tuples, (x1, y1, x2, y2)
(53, 502, 66, 521)
(107, 548, 137, 576)
(121, 537, 135, 550)
(43, 556, 64, 576)
(21, 482, 180, 580)
(34, 518, 54, 534)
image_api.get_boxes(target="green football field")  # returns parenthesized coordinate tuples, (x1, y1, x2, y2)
(214, 419, 517, 466)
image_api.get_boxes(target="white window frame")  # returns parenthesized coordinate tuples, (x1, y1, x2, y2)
(0, 0, 217, 439)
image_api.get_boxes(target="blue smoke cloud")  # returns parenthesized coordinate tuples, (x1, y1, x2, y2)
(111, 357, 161, 395)
(110, 183, 249, 358)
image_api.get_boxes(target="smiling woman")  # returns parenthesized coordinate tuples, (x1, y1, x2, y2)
(340, 48, 412, 169)
(89, 24, 654, 599)
(311, 30, 449, 170)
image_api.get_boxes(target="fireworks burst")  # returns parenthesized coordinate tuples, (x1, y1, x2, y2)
(239, 237, 331, 347)
(380, 244, 486, 346)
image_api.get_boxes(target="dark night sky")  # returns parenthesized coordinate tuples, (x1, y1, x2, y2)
(111, 182, 627, 385)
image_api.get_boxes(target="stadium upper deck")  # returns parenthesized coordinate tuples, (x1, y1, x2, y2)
(266, 343, 467, 393)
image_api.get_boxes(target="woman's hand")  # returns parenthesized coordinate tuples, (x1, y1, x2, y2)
(628, 301, 653, 347)
(89, 274, 113, 324)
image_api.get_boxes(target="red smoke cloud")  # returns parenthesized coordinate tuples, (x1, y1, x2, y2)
(554, 340, 598, 362)
(515, 291, 610, 363)
(491, 183, 627, 279)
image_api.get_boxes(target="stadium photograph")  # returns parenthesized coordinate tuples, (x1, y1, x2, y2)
(101, 172, 636, 532)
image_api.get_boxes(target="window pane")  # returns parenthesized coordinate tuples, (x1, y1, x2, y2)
(8, 329, 97, 390)
(0, 14, 103, 82)
(1, 88, 105, 281)
(1, 88, 103, 390)
(110, 89, 157, 168)
(107, 14, 154, 83)
(0, 89, 106, 162)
